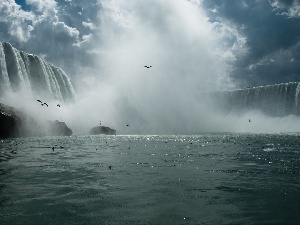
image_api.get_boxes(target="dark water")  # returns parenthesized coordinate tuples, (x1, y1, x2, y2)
(0, 133, 300, 225)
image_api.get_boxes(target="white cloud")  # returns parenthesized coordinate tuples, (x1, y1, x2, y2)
(26, 0, 58, 15)
(247, 40, 300, 71)
(0, 0, 35, 42)
(0, 0, 81, 45)
(73, 33, 92, 47)
(210, 7, 218, 14)
(270, 0, 300, 18)
(288, 5, 300, 18)
(82, 21, 96, 30)
(210, 19, 248, 67)
(53, 21, 80, 38)
(27, 0, 79, 41)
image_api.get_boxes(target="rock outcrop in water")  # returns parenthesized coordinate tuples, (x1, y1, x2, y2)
(0, 41, 76, 102)
(46, 120, 73, 136)
(90, 126, 116, 135)
(0, 103, 72, 138)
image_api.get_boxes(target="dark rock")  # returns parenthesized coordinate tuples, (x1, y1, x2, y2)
(46, 120, 72, 136)
(90, 126, 116, 135)
(0, 103, 26, 138)
(0, 113, 20, 138)
(0, 103, 72, 138)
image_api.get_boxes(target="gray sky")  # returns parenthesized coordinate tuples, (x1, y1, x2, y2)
(1, 0, 300, 89)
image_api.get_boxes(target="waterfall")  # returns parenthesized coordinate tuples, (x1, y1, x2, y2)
(212, 82, 300, 117)
(0, 43, 11, 94)
(295, 83, 300, 109)
(0, 41, 76, 102)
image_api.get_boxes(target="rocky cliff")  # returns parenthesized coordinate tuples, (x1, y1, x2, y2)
(0, 103, 72, 138)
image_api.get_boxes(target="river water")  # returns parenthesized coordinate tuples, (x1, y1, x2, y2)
(0, 133, 299, 225)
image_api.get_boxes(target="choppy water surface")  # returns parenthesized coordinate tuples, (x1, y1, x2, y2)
(0, 133, 300, 225)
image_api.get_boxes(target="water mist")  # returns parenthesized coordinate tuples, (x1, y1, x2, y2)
(3, 0, 300, 134)
(64, 0, 238, 134)
(61, 0, 300, 134)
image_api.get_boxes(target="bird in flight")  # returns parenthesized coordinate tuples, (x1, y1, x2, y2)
(44, 103, 48, 107)
(37, 99, 42, 103)
(57, 104, 60, 107)
(144, 66, 152, 68)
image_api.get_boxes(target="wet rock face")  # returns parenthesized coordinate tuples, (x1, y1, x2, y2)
(0, 103, 72, 138)
(0, 103, 24, 138)
(0, 111, 20, 138)
(46, 120, 73, 136)
(90, 126, 116, 135)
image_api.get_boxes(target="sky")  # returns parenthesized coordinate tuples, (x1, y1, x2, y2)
(0, 0, 300, 89)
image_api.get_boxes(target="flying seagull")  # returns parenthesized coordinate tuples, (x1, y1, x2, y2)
(57, 104, 60, 107)
(144, 66, 152, 68)
(37, 100, 42, 103)
(44, 103, 48, 107)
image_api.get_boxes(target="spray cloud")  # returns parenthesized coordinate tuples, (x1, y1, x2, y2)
(3, 0, 300, 134)
(65, 0, 238, 134)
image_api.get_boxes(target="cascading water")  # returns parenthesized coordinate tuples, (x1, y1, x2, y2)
(0, 41, 76, 102)
(212, 82, 300, 117)
(0, 43, 11, 95)
(295, 83, 300, 109)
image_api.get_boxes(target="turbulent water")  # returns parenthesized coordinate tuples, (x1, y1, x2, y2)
(1, 134, 300, 225)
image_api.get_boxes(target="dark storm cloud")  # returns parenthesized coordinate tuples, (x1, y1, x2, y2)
(202, 0, 300, 87)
